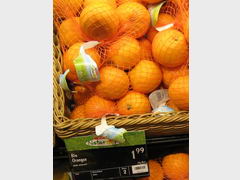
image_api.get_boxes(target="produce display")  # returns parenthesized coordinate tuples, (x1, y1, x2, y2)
(134, 153, 189, 180)
(54, 0, 189, 119)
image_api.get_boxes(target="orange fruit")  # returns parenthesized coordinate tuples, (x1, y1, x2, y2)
(152, 29, 188, 68)
(84, 0, 117, 8)
(117, 2, 150, 38)
(117, 91, 151, 115)
(129, 60, 162, 94)
(162, 153, 189, 180)
(166, 100, 179, 111)
(63, 42, 101, 82)
(79, 3, 120, 41)
(108, 36, 140, 70)
(58, 17, 84, 47)
(141, 0, 163, 4)
(156, 13, 175, 27)
(70, 105, 85, 119)
(146, 26, 158, 42)
(168, 75, 189, 110)
(139, 38, 152, 60)
(73, 86, 94, 105)
(85, 95, 116, 118)
(183, 17, 189, 43)
(96, 66, 129, 100)
(117, 0, 142, 6)
(138, 160, 164, 180)
(53, 0, 83, 18)
(162, 65, 189, 88)
(146, 13, 174, 42)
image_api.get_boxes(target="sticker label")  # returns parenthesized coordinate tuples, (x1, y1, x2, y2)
(132, 163, 149, 174)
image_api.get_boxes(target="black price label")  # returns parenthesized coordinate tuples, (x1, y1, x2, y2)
(64, 131, 149, 180)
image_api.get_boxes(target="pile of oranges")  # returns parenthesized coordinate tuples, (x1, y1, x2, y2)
(138, 153, 189, 180)
(54, 0, 189, 119)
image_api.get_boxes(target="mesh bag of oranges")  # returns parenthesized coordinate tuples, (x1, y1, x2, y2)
(53, 0, 189, 138)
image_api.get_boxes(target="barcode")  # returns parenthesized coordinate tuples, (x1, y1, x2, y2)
(134, 166, 146, 170)
(132, 164, 148, 174)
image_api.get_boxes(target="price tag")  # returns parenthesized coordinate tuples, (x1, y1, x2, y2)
(64, 131, 149, 180)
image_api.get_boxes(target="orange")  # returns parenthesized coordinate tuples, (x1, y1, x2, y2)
(53, 0, 83, 18)
(141, 0, 163, 4)
(146, 26, 158, 42)
(156, 13, 175, 27)
(138, 160, 164, 180)
(70, 105, 85, 119)
(162, 65, 189, 88)
(183, 16, 189, 43)
(96, 66, 129, 100)
(79, 3, 120, 41)
(147, 13, 175, 42)
(117, 2, 150, 38)
(162, 153, 189, 180)
(152, 29, 188, 68)
(85, 95, 116, 118)
(139, 38, 152, 60)
(117, 91, 151, 115)
(108, 36, 140, 70)
(166, 100, 179, 111)
(168, 75, 189, 110)
(129, 60, 162, 94)
(84, 0, 117, 8)
(117, 0, 142, 6)
(63, 42, 101, 82)
(73, 86, 94, 105)
(58, 17, 84, 47)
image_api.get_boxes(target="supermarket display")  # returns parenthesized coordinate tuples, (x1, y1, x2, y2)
(53, 0, 189, 139)
(53, 0, 189, 179)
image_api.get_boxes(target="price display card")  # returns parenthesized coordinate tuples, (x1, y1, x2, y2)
(64, 131, 149, 180)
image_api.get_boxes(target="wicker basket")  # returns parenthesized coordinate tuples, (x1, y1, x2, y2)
(53, 35, 189, 139)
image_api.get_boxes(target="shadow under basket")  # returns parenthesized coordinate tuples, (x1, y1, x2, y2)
(53, 35, 189, 139)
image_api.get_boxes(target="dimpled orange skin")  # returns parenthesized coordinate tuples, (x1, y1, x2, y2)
(79, 3, 120, 41)
(162, 153, 189, 180)
(152, 29, 188, 68)
(84, 0, 117, 8)
(147, 13, 175, 42)
(54, 0, 84, 18)
(117, 2, 150, 38)
(96, 66, 129, 100)
(129, 60, 162, 94)
(168, 75, 189, 110)
(108, 36, 140, 70)
(85, 95, 116, 118)
(63, 42, 101, 82)
(117, 91, 151, 115)
(70, 105, 85, 119)
(162, 65, 189, 88)
(139, 38, 152, 60)
(58, 17, 84, 47)
(138, 160, 164, 180)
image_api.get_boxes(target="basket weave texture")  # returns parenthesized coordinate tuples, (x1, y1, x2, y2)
(53, 35, 189, 139)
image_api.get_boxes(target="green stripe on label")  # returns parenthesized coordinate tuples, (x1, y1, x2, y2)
(64, 131, 146, 151)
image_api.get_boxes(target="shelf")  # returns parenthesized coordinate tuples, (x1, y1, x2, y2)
(54, 134, 188, 171)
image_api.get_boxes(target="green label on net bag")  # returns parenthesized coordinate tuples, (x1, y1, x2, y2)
(148, 1, 166, 26)
(73, 41, 100, 82)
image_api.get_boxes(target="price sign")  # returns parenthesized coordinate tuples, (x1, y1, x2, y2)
(64, 131, 149, 180)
